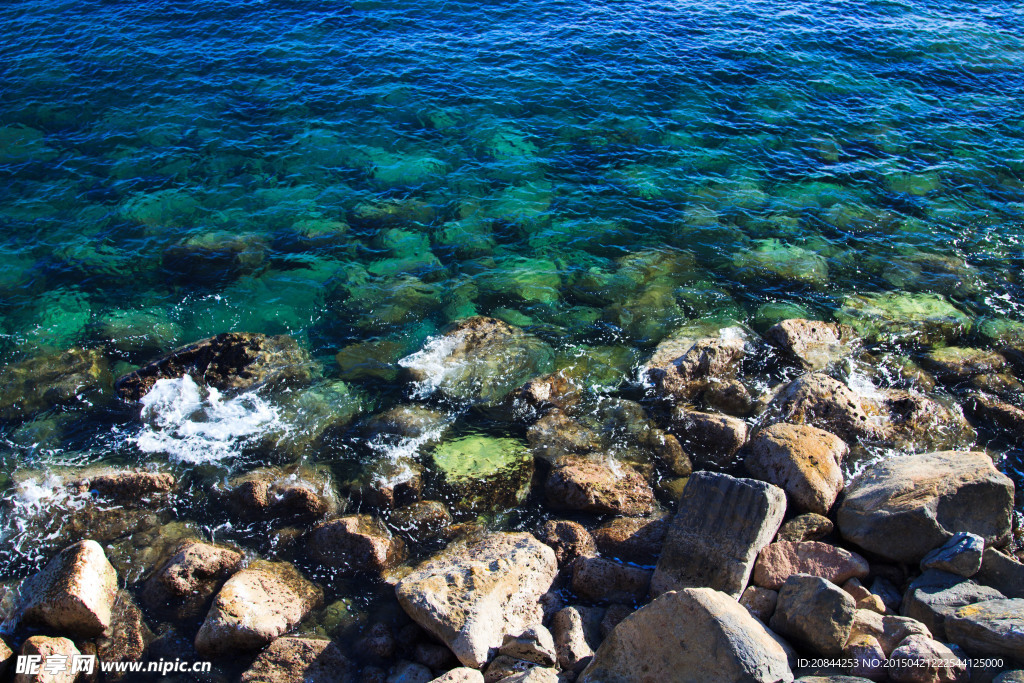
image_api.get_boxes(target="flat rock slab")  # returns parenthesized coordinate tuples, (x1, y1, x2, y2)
(651, 472, 786, 599)
(578, 588, 794, 683)
(837, 451, 1014, 563)
(901, 569, 1006, 641)
(946, 598, 1024, 660)
(395, 532, 557, 668)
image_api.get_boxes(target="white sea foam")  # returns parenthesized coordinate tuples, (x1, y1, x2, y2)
(397, 332, 464, 399)
(366, 421, 451, 486)
(135, 376, 283, 464)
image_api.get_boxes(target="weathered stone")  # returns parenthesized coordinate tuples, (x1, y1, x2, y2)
(901, 570, 1006, 641)
(668, 408, 749, 468)
(850, 611, 932, 656)
(15, 636, 80, 683)
(963, 393, 1024, 438)
(651, 472, 786, 599)
(433, 435, 534, 514)
(498, 626, 556, 667)
(740, 586, 779, 623)
(770, 574, 857, 656)
(96, 591, 154, 673)
(599, 604, 633, 638)
(74, 471, 176, 501)
(551, 605, 602, 675)
(945, 598, 1024, 659)
(0, 639, 11, 677)
(765, 319, 857, 372)
(142, 541, 243, 620)
(571, 557, 651, 604)
(535, 520, 597, 567)
(19, 540, 118, 638)
(765, 373, 882, 443)
(779, 513, 835, 542)
(399, 317, 555, 406)
(389, 501, 453, 543)
(0, 347, 111, 421)
(579, 588, 794, 683)
(871, 577, 903, 614)
(835, 292, 971, 347)
(483, 655, 536, 683)
(591, 516, 667, 565)
(844, 634, 886, 681)
(705, 378, 755, 417)
(116, 332, 313, 401)
(195, 560, 323, 656)
(307, 515, 406, 574)
(220, 465, 338, 523)
(388, 660, 434, 683)
(526, 410, 603, 462)
(858, 594, 888, 615)
(887, 635, 967, 683)
(745, 423, 847, 515)
(395, 532, 557, 668)
(429, 669, 484, 683)
(921, 533, 984, 577)
(645, 335, 746, 403)
(240, 637, 352, 683)
(545, 457, 654, 516)
(838, 451, 1014, 563)
(922, 346, 1007, 383)
(976, 548, 1024, 599)
(878, 390, 974, 453)
(510, 371, 584, 419)
(753, 541, 869, 590)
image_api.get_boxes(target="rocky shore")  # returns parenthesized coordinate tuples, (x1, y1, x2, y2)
(0, 313, 1022, 682)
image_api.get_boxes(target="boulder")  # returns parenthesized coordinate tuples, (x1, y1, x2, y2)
(945, 598, 1024, 659)
(430, 670, 484, 683)
(394, 532, 557, 668)
(195, 560, 323, 656)
(307, 515, 406, 574)
(551, 605, 602, 675)
(510, 371, 584, 419)
(535, 520, 597, 567)
(849, 610, 932, 656)
(19, 540, 118, 637)
(753, 541, 869, 590)
(96, 591, 154, 675)
(837, 451, 1014, 563)
(920, 532, 984, 577)
(921, 346, 1007, 383)
(115, 332, 313, 401)
(526, 410, 603, 462)
(740, 586, 779, 623)
(835, 292, 971, 347)
(844, 634, 885, 681)
(570, 557, 651, 604)
(433, 435, 534, 514)
(0, 347, 111, 421)
(398, 317, 554, 406)
(778, 513, 835, 542)
(744, 423, 847, 515)
(651, 472, 786, 599)
(220, 466, 337, 522)
(73, 470, 176, 501)
(545, 457, 654, 517)
(579, 588, 794, 683)
(16, 636, 80, 683)
(976, 548, 1024, 599)
(764, 373, 881, 443)
(591, 516, 667, 565)
(389, 501, 453, 543)
(667, 409, 748, 468)
(765, 319, 857, 372)
(887, 634, 967, 683)
(645, 335, 746, 403)
(878, 390, 974, 453)
(498, 626, 557, 667)
(901, 570, 1006, 641)
(963, 393, 1024, 438)
(770, 574, 857, 656)
(142, 541, 243, 620)
(240, 637, 353, 683)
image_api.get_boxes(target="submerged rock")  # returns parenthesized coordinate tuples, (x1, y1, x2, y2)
(142, 541, 243, 621)
(835, 292, 971, 347)
(579, 588, 794, 683)
(734, 239, 829, 288)
(837, 451, 1014, 563)
(394, 532, 557, 668)
(667, 408, 748, 468)
(431, 435, 534, 514)
(399, 317, 554, 407)
(545, 456, 654, 517)
(0, 347, 112, 421)
(877, 389, 975, 452)
(765, 318, 857, 372)
(116, 332, 314, 401)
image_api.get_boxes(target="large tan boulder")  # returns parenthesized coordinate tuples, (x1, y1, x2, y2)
(578, 588, 794, 683)
(651, 472, 786, 599)
(142, 541, 243, 620)
(765, 319, 857, 371)
(19, 540, 118, 637)
(395, 532, 557, 668)
(15, 636, 80, 683)
(240, 637, 353, 683)
(752, 541, 869, 590)
(837, 451, 1015, 563)
(745, 423, 847, 514)
(195, 560, 323, 656)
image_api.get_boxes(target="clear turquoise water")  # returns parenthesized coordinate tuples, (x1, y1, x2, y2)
(2, 0, 1024, 670)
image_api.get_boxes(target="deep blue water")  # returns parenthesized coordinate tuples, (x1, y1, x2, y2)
(1, 0, 1024, 673)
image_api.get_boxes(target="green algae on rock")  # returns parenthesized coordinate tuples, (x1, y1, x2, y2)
(836, 292, 972, 347)
(0, 347, 112, 421)
(430, 434, 534, 514)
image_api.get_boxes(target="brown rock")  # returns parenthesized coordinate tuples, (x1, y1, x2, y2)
(545, 457, 654, 516)
(849, 610, 932, 656)
(778, 513, 835, 542)
(745, 423, 847, 515)
(771, 574, 857, 656)
(511, 371, 583, 418)
(740, 585, 779, 623)
(963, 393, 1024, 437)
(570, 557, 651, 604)
(240, 637, 353, 683)
(591, 516, 667, 565)
(704, 378, 755, 417)
(765, 319, 857, 372)
(646, 336, 746, 403)
(535, 520, 597, 567)
(668, 408, 748, 468)
(74, 471, 175, 501)
(837, 451, 1015, 563)
(142, 541, 243, 620)
(651, 472, 786, 599)
(879, 390, 974, 452)
(307, 515, 406, 574)
(415, 642, 457, 671)
(115, 332, 313, 401)
(498, 625, 557, 667)
(430, 669, 484, 683)
(96, 591, 153, 673)
(765, 373, 882, 443)
(845, 634, 886, 681)
(15, 636, 80, 683)
(222, 466, 336, 522)
(0, 347, 111, 421)
(19, 540, 118, 638)
(599, 604, 633, 639)
(753, 541, 869, 590)
(389, 501, 453, 543)
(527, 410, 603, 462)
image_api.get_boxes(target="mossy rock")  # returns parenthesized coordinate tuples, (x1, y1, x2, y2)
(94, 307, 182, 354)
(431, 435, 534, 514)
(22, 290, 92, 349)
(733, 239, 829, 288)
(478, 257, 562, 304)
(119, 188, 199, 229)
(0, 125, 58, 164)
(835, 292, 972, 347)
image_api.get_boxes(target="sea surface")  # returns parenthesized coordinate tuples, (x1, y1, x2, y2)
(1, 0, 1023, 673)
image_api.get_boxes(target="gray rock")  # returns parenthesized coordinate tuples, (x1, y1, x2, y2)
(494, 669, 559, 683)
(388, 660, 434, 683)
(579, 588, 794, 683)
(837, 451, 1014, 563)
(551, 605, 602, 675)
(307, 515, 406, 574)
(483, 655, 536, 683)
(142, 541, 243, 621)
(945, 598, 1024, 659)
(570, 557, 651, 604)
(887, 634, 967, 683)
(920, 532, 984, 577)
(651, 472, 786, 599)
(498, 626, 556, 667)
(901, 570, 1006, 641)
(771, 574, 857, 656)
(976, 548, 1024, 599)
(429, 670, 484, 683)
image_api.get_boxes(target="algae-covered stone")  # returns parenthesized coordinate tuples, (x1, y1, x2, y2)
(119, 188, 199, 229)
(431, 435, 534, 513)
(163, 231, 267, 284)
(399, 317, 554, 406)
(24, 289, 93, 349)
(0, 124, 58, 163)
(94, 307, 182, 354)
(0, 347, 112, 421)
(478, 257, 562, 304)
(734, 239, 829, 288)
(836, 292, 971, 346)
(336, 338, 409, 381)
